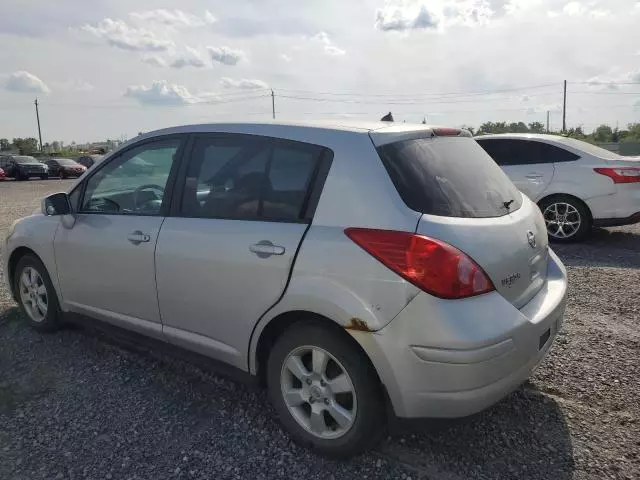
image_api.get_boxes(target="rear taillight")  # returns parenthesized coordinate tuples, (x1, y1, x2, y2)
(344, 228, 495, 299)
(594, 167, 640, 184)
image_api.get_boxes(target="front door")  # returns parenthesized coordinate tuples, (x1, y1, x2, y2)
(155, 133, 325, 369)
(54, 136, 185, 337)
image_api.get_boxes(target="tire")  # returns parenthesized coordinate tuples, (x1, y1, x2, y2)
(40, 174, 49, 180)
(539, 195, 592, 243)
(267, 321, 385, 458)
(60, 171, 66, 179)
(14, 254, 62, 332)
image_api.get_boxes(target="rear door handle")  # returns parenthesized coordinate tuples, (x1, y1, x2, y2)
(250, 240, 285, 258)
(525, 173, 544, 179)
(127, 230, 151, 245)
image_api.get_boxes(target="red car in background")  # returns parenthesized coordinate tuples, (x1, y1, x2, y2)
(0, 167, 6, 180)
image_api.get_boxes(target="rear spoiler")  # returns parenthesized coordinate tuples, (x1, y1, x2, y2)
(369, 126, 472, 147)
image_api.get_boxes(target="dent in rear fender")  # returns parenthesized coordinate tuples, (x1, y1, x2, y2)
(247, 275, 410, 374)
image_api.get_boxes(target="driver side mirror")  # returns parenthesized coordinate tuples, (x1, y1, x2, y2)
(42, 192, 72, 216)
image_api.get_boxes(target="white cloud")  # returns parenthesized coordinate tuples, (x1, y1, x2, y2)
(54, 79, 95, 92)
(375, 3, 439, 31)
(585, 69, 640, 90)
(81, 18, 174, 52)
(325, 45, 346, 56)
(129, 9, 216, 28)
(312, 31, 331, 45)
(311, 32, 347, 56)
(125, 80, 199, 105)
(220, 77, 269, 90)
(170, 47, 206, 69)
(141, 54, 167, 67)
(548, 2, 611, 18)
(4, 70, 50, 93)
(207, 46, 246, 65)
(375, 1, 496, 32)
(280, 53, 292, 62)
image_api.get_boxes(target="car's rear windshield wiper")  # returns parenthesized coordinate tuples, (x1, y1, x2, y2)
(502, 199, 514, 211)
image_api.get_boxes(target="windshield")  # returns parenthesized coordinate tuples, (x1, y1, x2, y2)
(56, 158, 79, 166)
(554, 136, 621, 160)
(377, 136, 523, 218)
(14, 156, 40, 164)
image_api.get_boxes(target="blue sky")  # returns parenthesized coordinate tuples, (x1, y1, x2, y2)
(1, 0, 639, 143)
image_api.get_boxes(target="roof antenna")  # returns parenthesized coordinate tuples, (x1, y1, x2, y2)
(380, 112, 394, 122)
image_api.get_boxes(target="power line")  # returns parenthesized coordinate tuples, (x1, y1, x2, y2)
(275, 83, 559, 98)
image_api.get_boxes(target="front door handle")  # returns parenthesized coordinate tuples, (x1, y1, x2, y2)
(250, 240, 285, 258)
(127, 230, 151, 245)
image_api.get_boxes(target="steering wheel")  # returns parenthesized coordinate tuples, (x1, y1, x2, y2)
(132, 184, 165, 212)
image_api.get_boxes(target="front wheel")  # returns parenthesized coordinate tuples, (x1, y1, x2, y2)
(14, 254, 62, 332)
(539, 195, 592, 243)
(267, 322, 385, 458)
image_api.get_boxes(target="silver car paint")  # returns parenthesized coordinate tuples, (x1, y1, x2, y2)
(156, 218, 308, 370)
(54, 214, 166, 340)
(4, 121, 568, 421)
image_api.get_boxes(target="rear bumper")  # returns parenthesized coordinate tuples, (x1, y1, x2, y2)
(350, 249, 568, 418)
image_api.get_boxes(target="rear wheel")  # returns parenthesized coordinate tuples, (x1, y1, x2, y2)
(539, 195, 591, 243)
(14, 254, 62, 332)
(267, 322, 384, 458)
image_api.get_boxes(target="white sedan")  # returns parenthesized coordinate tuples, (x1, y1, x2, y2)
(476, 133, 640, 242)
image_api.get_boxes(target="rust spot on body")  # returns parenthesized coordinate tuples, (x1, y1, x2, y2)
(345, 318, 372, 332)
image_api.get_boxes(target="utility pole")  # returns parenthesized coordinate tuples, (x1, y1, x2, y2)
(562, 80, 567, 133)
(271, 89, 275, 120)
(34, 98, 43, 151)
(546, 110, 550, 133)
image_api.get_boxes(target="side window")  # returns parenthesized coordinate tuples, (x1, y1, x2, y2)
(80, 138, 181, 215)
(263, 144, 322, 220)
(476, 139, 511, 166)
(538, 142, 580, 163)
(180, 135, 323, 222)
(503, 140, 541, 165)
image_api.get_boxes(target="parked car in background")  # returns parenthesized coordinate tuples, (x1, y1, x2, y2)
(476, 134, 640, 242)
(0, 155, 49, 180)
(4, 121, 567, 457)
(0, 167, 6, 180)
(44, 158, 87, 179)
(75, 154, 103, 169)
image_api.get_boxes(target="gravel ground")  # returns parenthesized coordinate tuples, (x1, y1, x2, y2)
(0, 179, 638, 480)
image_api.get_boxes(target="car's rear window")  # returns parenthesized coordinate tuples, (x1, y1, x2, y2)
(376, 136, 523, 218)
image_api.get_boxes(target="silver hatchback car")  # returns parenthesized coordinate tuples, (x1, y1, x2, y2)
(4, 121, 568, 457)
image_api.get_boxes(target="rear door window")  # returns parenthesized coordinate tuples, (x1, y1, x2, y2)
(377, 136, 522, 218)
(179, 135, 324, 222)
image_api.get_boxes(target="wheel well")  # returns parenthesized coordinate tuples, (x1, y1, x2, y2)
(538, 193, 593, 223)
(254, 311, 383, 389)
(7, 247, 38, 300)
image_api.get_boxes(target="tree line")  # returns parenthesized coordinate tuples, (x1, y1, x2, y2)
(3, 122, 640, 156)
(468, 122, 640, 143)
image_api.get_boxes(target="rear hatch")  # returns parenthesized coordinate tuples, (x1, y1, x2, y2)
(374, 131, 548, 308)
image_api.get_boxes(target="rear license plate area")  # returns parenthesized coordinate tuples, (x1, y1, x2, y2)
(539, 328, 551, 350)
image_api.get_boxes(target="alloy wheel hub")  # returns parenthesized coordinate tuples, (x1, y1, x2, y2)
(280, 346, 357, 439)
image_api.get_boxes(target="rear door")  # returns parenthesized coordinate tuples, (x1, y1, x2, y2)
(477, 139, 555, 200)
(377, 135, 549, 309)
(155, 133, 328, 369)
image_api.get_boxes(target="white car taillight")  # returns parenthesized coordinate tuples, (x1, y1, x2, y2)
(594, 167, 640, 184)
